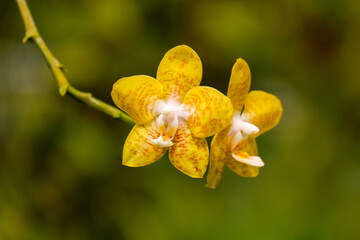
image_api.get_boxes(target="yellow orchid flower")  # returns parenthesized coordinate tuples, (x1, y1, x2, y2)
(111, 45, 233, 178)
(206, 58, 283, 188)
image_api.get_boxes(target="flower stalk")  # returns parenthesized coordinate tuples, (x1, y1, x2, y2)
(15, 0, 135, 125)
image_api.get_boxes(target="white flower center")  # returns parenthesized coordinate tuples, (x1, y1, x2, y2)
(228, 111, 259, 149)
(228, 111, 264, 167)
(151, 99, 188, 148)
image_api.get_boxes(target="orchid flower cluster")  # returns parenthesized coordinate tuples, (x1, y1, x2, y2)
(111, 45, 282, 188)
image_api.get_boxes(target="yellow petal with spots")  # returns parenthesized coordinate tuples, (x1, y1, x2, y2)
(242, 137, 258, 156)
(156, 45, 202, 102)
(205, 126, 232, 189)
(242, 90, 283, 137)
(183, 86, 233, 138)
(227, 58, 251, 111)
(111, 75, 163, 125)
(168, 120, 209, 178)
(227, 137, 260, 177)
(227, 159, 260, 177)
(123, 121, 167, 167)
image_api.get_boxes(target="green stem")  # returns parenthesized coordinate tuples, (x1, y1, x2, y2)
(15, 0, 135, 125)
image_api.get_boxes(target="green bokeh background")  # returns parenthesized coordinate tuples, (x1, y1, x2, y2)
(1, 0, 360, 239)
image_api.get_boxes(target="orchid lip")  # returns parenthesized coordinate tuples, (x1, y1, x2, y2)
(232, 152, 264, 167)
(152, 99, 189, 147)
(151, 136, 174, 148)
(228, 112, 264, 167)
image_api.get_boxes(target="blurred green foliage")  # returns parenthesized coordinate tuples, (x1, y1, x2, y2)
(1, 0, 360, 239)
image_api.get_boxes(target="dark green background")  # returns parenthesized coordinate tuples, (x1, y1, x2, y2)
(1, 0, 360, 239)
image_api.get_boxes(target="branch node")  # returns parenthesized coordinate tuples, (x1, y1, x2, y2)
(53, 58, 68, 72)
(22, 29, 36, 43)
(59, 85, 68, 96)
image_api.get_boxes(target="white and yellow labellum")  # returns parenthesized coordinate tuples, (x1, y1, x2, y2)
(232, 150, 264, 167)
(151, 99, 188, 148)
(228, 111, 264, 167)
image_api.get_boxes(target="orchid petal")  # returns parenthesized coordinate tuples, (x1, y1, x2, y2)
(205, 126, 232, 188)
(123, 121, 167, 167)
(157, 45, 202, 102)
(168, 120, 209, 178)
(227, 58, 251, 111)
(111, 75, 163, 125)
(226, 159, 260, 177)
(242, 90, 283, 137)
(183, 86, 233, 138)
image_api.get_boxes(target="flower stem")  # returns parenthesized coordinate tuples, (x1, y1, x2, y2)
(15, 0, 135, 125)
